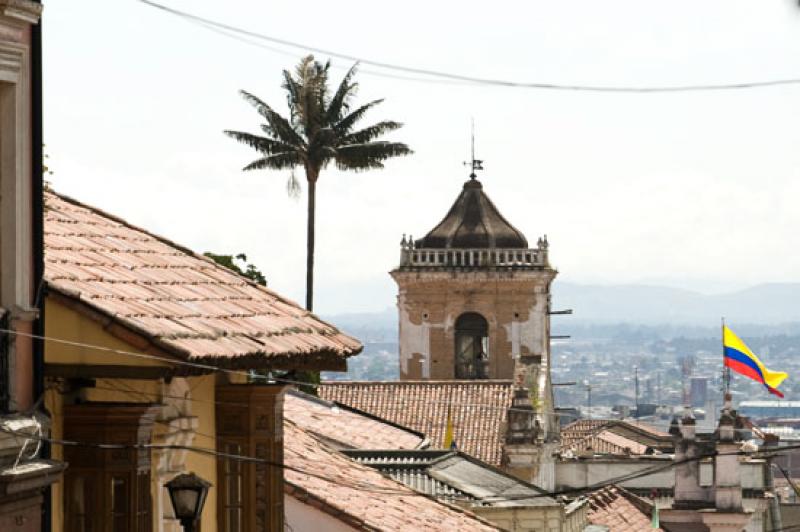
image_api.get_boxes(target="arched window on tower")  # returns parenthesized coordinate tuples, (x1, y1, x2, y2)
(455, 312, 489, 379)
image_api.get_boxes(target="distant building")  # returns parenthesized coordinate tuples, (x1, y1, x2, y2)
(739, 400, 800, 420)
(690, 376, 709, 407)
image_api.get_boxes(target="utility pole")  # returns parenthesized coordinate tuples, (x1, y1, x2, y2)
(634, 366, 640, 420)
(586, 383, 592, 419)
(657, 371, 662, 405)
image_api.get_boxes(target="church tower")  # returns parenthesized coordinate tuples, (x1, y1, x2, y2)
(390, 169, 558, 454)
(391, 172, 556, 380)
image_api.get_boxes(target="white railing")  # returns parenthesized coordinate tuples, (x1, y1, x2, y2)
(399, 246, 548, 269)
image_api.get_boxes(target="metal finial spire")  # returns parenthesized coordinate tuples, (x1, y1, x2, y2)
(463, 118, 484, 179)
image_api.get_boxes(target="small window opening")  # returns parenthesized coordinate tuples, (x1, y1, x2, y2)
(455, 312, 489, 379)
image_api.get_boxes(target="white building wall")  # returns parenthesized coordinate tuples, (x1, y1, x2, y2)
(285, 495, 358, 532)
(556, 459, 766, 491)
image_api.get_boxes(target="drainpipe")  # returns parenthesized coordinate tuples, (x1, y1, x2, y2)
(30, 4, 49, 532)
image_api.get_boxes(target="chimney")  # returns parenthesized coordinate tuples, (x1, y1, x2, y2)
(673, 407, 711, 508)
(713, 394, 743, 512)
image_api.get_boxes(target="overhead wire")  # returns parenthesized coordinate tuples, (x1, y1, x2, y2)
(138, 0, 800, 93)
(9, 327, 579, 418)
(190, 17, 469, 86)
(5, 421, 799, 503)
(22, 352, 800, 502)
(13, 329, 793, 501)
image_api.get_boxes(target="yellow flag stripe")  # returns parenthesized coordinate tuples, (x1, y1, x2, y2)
(723, 326, 788, 389)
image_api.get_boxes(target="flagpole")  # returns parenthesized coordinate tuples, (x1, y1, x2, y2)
(721, 317, 729, 395)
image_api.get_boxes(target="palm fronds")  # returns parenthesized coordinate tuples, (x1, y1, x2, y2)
(226, 54, 413, 313)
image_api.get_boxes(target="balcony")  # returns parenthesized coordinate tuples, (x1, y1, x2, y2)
(398, 236, 549, 270)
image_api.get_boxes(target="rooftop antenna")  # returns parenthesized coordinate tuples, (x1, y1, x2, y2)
(463, 118, 484, 179)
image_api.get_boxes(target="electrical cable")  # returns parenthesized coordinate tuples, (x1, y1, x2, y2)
(0, 424, 416, 496)
(5, 421, 798, 503)
(138, 0, 800, 93)
(191, 18, 469, 86)
(7, 327, 580, 418)
(13, 331, 794, 501)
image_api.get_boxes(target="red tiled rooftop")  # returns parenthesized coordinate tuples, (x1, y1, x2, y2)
(44, 190, 361, 370)
(562, 419, 672, 452)
(284, 421, 500, 531)
(563, 429, 649, 456)
(586, 485, 662, 532)
(319, 380, 513, 465)
(284, 390, 426, 451)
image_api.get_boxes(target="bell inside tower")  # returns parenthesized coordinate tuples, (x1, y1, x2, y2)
(454, 312, 489, 379)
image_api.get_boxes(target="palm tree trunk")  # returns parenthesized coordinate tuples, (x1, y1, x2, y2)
(305, 170, 318, 311)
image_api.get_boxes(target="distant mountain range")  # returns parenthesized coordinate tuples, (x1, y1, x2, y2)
(552, 282, 800, 326)
(324, 282, 800, 336)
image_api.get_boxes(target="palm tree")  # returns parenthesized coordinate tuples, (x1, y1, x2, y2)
(225, 55, 412, 311)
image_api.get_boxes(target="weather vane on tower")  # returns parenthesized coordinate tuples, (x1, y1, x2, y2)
(464, 118, 483, 179)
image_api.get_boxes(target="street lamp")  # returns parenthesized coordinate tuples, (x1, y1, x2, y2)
(165, 472, 211, 532)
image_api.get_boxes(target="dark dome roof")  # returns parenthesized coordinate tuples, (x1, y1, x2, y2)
(416, 178, 528, 249)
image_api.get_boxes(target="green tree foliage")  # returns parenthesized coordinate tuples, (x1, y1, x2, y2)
(204, 252, 267, 286)
(225, 55, 412, 312)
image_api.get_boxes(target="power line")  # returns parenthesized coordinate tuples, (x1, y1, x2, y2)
(13, 327, 578, 418)
(190, 17, 468, 86)
(138, 0, 800, 94)
(21, 332, 795, 500)
(6, 421, 798, 503)
(0, 424, 414, 496)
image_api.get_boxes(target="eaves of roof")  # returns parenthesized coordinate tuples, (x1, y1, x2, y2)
(44, 190, 362, 372)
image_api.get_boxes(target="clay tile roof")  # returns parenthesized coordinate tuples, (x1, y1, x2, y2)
(43, 190, 361, 370)
(284, 390, 426, 451)
(318, 380, 513, 465)
(561, 419, 672, 453)
(561, 420, 610, 447)
(586, 485, 662, 532)
(283, 421, 501, 532)
(416, 178, 528, 249)
(563, 430, 649, 456)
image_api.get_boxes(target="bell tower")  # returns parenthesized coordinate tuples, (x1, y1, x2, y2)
(390, 168, 557, 427)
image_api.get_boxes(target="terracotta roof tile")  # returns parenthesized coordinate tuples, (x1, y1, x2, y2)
(284, 390, 425, 451)
(563, 429, 649, 456)
(319, 381, 513, 465)
(586, 485, 662, 532)
(284, 421, 500, 531)
(44, 191, 361, 369)
(561, 419, 672, 453)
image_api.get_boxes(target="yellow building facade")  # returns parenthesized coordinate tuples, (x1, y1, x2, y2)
(42, 190, 360, 531)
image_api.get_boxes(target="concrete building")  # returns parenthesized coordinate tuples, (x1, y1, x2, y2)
(690, 377, 709, 408)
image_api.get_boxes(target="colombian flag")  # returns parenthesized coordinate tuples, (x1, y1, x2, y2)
(723, 326, 788, 398)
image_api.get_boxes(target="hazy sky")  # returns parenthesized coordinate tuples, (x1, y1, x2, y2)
(44, 1, 800, 314)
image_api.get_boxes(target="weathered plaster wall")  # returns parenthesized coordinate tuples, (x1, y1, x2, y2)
(392, 270, 554, 381)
